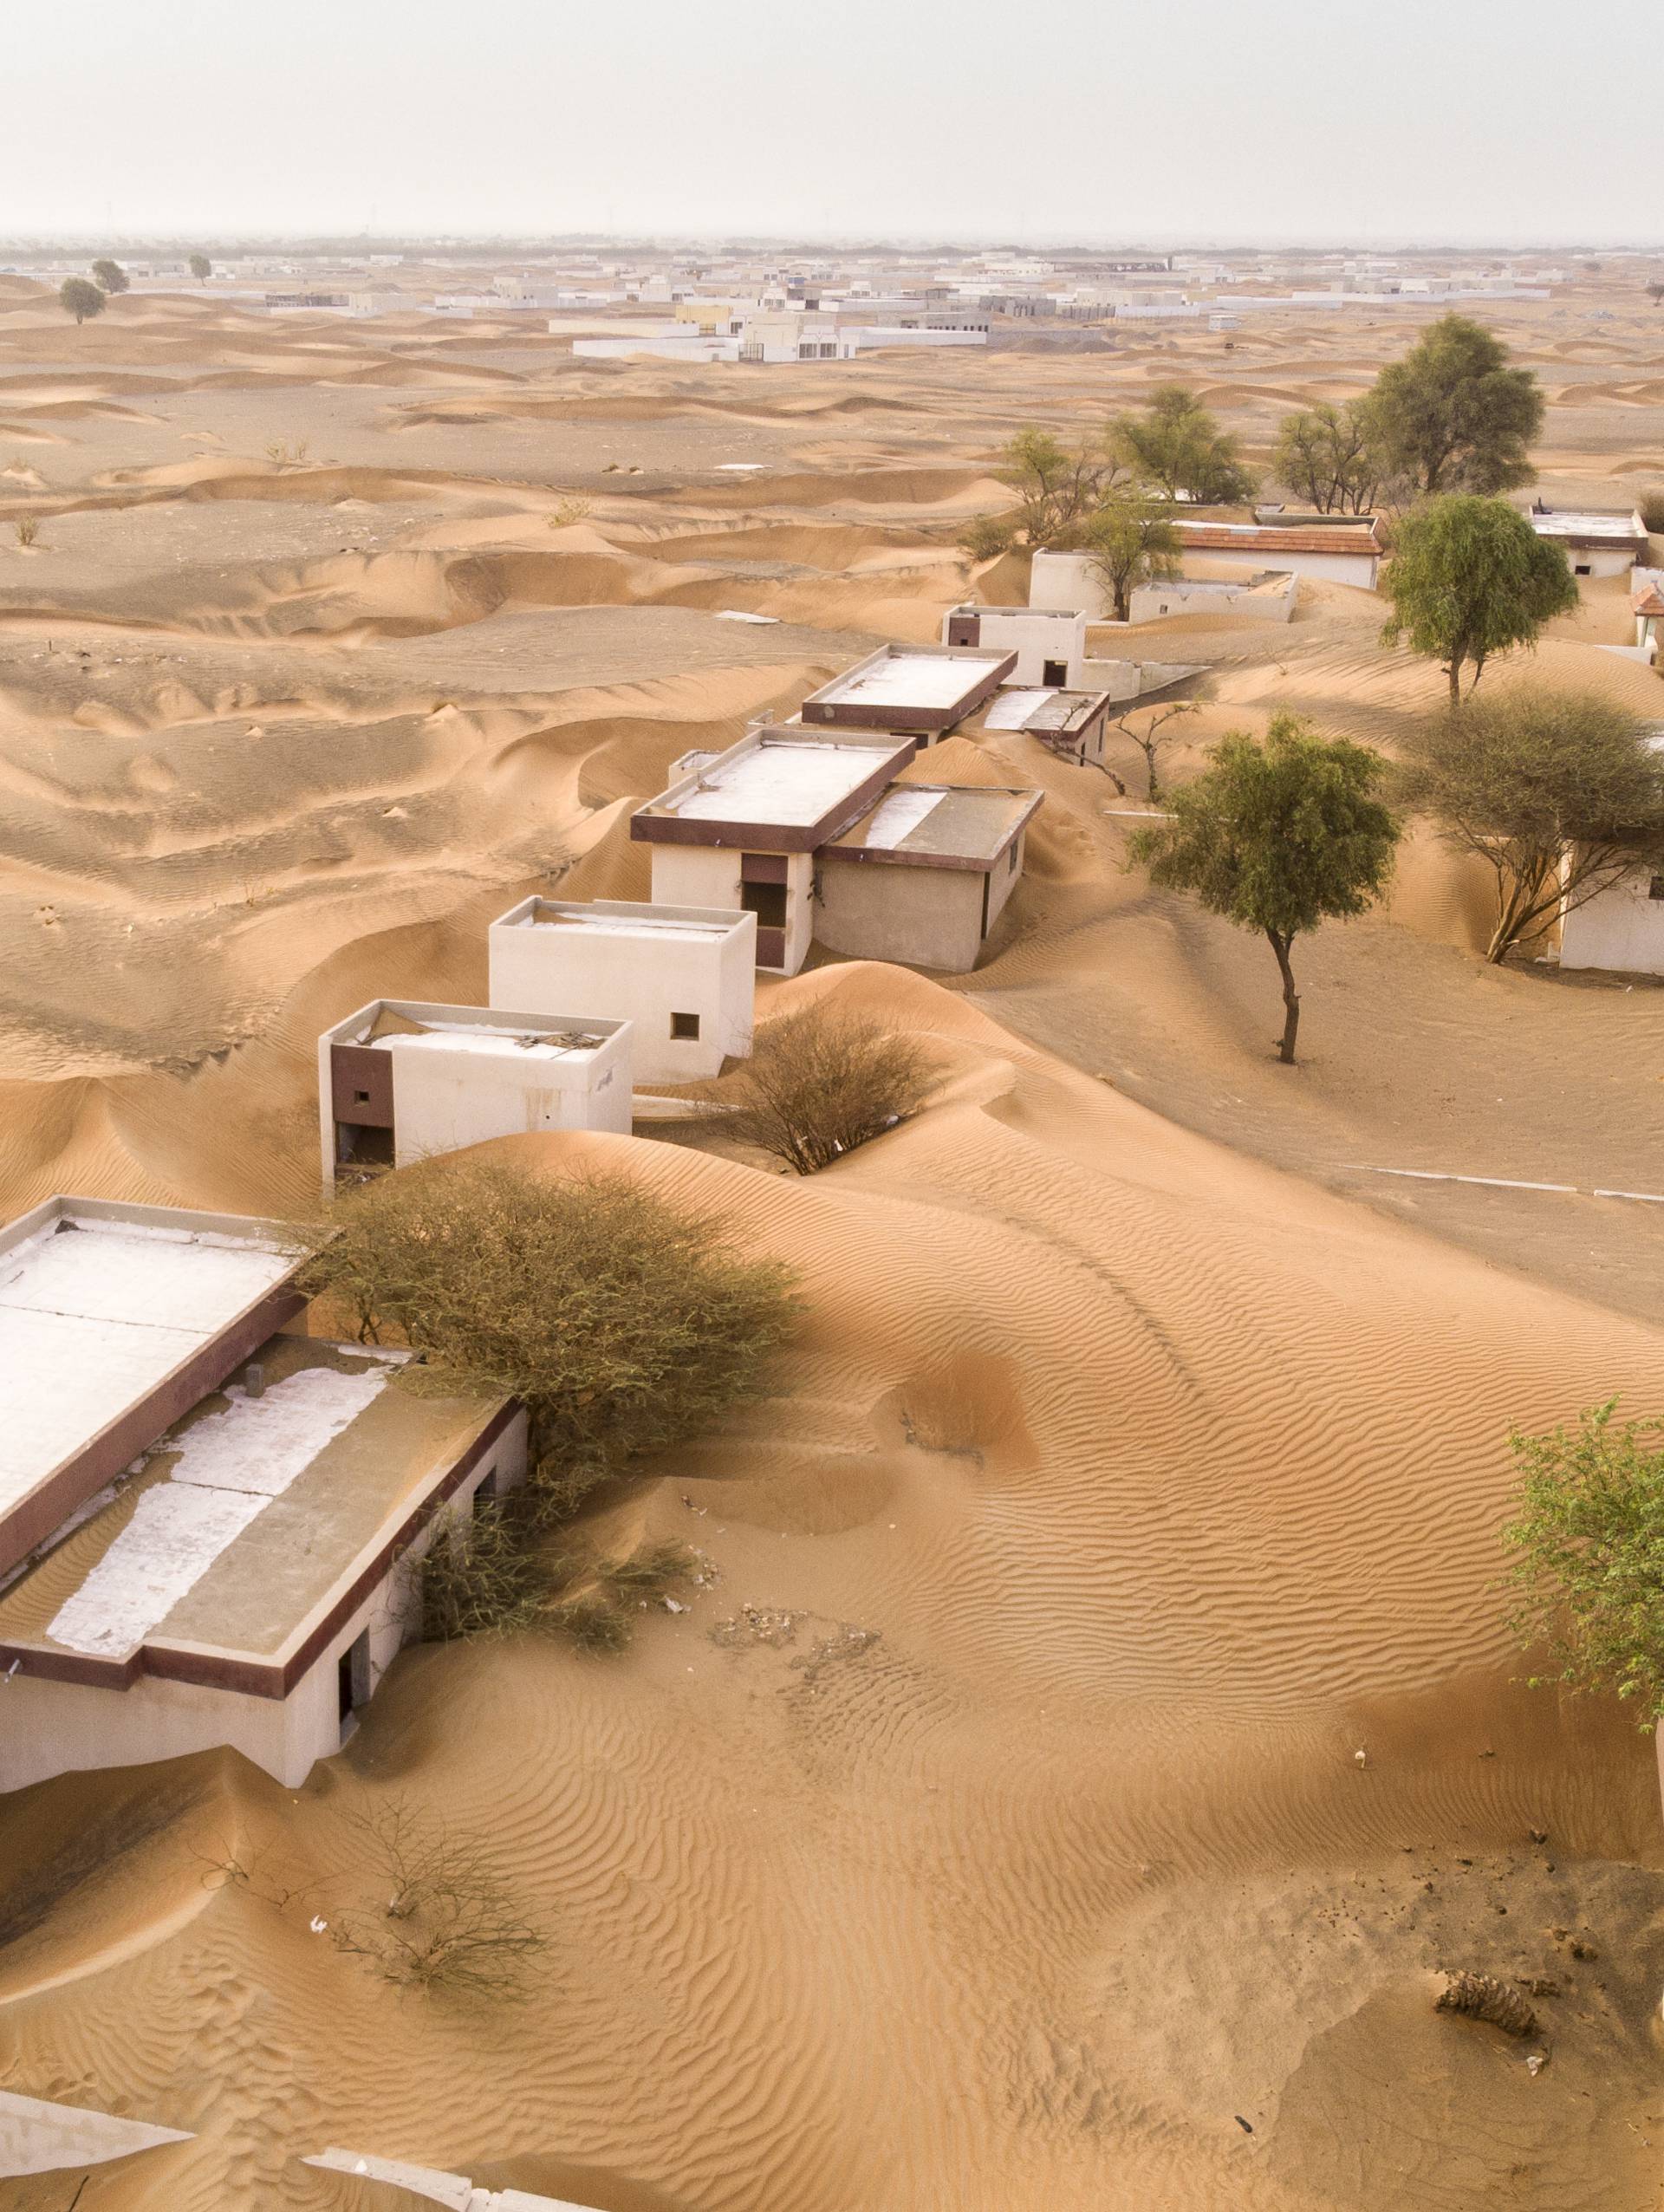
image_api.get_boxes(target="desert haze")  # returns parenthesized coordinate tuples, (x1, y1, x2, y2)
(0, 250, 1662, 2212)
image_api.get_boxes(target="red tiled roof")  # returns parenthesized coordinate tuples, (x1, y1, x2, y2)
(1176, 524, 1380, 556)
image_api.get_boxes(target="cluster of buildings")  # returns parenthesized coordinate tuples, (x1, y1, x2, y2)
(4, 628, 1156, 1795)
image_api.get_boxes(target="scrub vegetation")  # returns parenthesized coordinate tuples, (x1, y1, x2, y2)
(720, 1002, 938, 1173)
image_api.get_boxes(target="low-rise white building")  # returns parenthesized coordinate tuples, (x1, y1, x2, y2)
(1558, 862, 1664, 975)
(631, 725, 1042, 975)
(1527, 502, 1648, 579)
(942, 604, 1089, 687)
(1029, 550, 1297, 623)
(0, 1197, 529, 1793)
(796, 643, 1015, 745)
(488, 899, 755, 1082)
(1172, 520, 1380, 589)
(317, 999, 633, 1198)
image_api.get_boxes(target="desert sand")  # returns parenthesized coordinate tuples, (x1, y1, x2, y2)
(0, 271, 1662, 2212)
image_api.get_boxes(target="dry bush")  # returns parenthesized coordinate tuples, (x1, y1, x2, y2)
(414, 1498, 558, 1642)
(1434, 1971, 1538, 2038)
(296, 1159, 796, 1479)
(598, 1537, 700, 1600)
(553, 1593, 633, 1654)
(548, 495, 593, 529)
(325, 1800, 545, 2001)
(14, 516, 38, 548)
(264, 438, 309, 465)
(721, 1004, 936, 1174)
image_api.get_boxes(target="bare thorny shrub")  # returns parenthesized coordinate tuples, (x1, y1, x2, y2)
(296, 1161, 790, 1648)
(716, 1003, 938, 1174)
(208, 1796, 545, 2002)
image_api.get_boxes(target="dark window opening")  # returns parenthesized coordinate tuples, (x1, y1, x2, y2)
(1043, 658, 1068, 686)
(336, 1122, 394, 1170)
(337, 1630, 371, 1730)
(741, 880, 788, 929)
(1649, 875, 1664, 901)
(353, 1089, 371, 1105)
(1575, 563, 1592, 577)
(671, 1011, 701, 1040)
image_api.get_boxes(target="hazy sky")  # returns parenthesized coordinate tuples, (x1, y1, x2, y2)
(5, 1, 1651, 246)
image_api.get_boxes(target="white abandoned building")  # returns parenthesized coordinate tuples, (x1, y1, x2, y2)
(317, 998, 632, 1196)
(632, 725, 1041, 974)
(1027, 547, 1296, 625)
(796, 642, 1016, 745)
(1526, 501, 1648, 579)
(0, 1195, 527, 1793)
(487, 898, 756, 1082)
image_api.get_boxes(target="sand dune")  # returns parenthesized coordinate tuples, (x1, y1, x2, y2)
(1, 278, 1662, 2212)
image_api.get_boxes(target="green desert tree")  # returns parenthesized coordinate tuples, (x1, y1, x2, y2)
(1380, 494, 1577, 702)
(1503, 1402, 1664, 1727)
(188, 252, 211, 283)
(960, 427, 1114, 557)
(91, 257, 129, 295)
(1128, 714, 1399, 1064)
(59, 278, 105, 326)
(1271, 398, 1387, 514)
(1082, 492, 1182, 620)
(1108, 384, 1257, 505)
(1395, 686, 1664, 963)
(1368, 313, 1543, 495)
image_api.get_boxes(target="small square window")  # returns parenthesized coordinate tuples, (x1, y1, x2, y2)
(671, 1011, 701, 1040)
(354, 1089, 370, 1104)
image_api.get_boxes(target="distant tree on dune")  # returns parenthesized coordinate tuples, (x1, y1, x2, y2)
(90, 257, 128, 295)
(1082, 492, 1181, 621)
(188, 253, 211, 283)
(960, 427, 1113, 558)
(1395, 686, 1664, 963)
(1107, 384, 1257, 506)
(1271, 399, 1388, 514)
(1128, 714, 1399, 1064)
(58, 278, 105, 325)
(1380, 494, 1577, 702)
(1367, 313, 1543, 496)
(1504, 1401, 1664, 1728)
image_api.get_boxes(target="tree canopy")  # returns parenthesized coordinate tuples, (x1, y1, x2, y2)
(1272, 398, 1386, 514)
(91, 257, 129, 295)
(1368, 314, 1543, 496)
(1504, 1402, 1664, 1728)
(58, 278, 105, 325)
(1380, 494, 1577, 701)
(1108, 384, 1257, 505)
(296, 1159, 796, 1476)
(971, 426, 1115, 555)
(1395, 686, 1664, 962)
(1082, 492, 1182, 620)
(1128, 713, 1399, 1063)
(188, 252, 211, 283)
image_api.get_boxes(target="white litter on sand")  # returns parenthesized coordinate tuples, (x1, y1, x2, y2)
(48, 1362, 392, 1659)
(715, 609, 780, 623)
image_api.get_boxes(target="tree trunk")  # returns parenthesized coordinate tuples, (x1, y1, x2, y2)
(1446, 660, 1462, 704)
(1114, 576, 1130, 621)
(1266, 931, 1300, 1064)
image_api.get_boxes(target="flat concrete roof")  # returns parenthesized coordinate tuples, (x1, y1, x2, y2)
(826, 783, 1043, 871)
(804, 645, 1012, 714)
(0, 1331, 510, 1685)
(1527, 505, 1646, 543)
(979, 688, 1111, 737)
(946, 602, 1082, 621)
(325, 999, 624, 1064)
(0, 1200, 303, 1573)
(493, 896, 751, 946)
(633, 729, 913, 851)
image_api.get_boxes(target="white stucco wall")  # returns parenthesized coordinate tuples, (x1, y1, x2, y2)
(1127, 575, 1296, 622)
(488, 903, 756, 1080)
(1558, 868, 1664, 976)
(1029, 550, 1109, 620)
(1560, 545, 1637, 580)
(943, 608, 1086, 686)
(649, 846, 815, 975)
(816, 862, 991, 972)
(1181, 543, 1376, 587)
(0, 1413, 529, 1794)
(386, 1025, 633, 1166)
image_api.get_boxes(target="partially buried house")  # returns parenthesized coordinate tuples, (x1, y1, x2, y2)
(487, 898, 756, 1083)
(317, 997, 633, 1198)
(631, 725, 1041, 975)
(0, 1196, 526, 1792)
